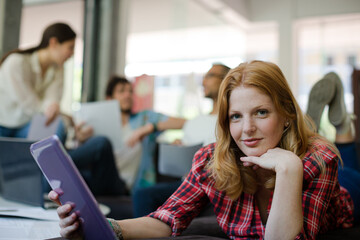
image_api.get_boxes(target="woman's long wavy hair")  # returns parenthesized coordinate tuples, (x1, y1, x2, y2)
(0, 22, 76, 66)
(207, 60, 338, 200)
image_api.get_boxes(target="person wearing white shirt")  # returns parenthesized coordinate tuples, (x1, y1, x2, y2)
(0, 22, 76, 138)
(133, 63, 230, 217)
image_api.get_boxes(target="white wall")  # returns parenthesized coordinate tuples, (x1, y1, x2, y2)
(128, 0, 225, 33)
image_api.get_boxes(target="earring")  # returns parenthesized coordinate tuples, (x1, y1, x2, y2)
(283, 121, 290, 134)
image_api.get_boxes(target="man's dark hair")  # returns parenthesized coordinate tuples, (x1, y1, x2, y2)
(212, 63, 231, 79)
(105, 75, 131, 97)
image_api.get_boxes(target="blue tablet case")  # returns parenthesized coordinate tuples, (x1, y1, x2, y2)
(30, 135, 116, 240)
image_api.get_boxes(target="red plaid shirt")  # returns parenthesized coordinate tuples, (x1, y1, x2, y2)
(149, 141, 354, 240)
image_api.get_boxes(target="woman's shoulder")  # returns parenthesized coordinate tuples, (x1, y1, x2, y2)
(302, 137, 339, 180)
(0, 53, 33, 75)
(2, 53, 27, 65)
(306, 137, 339, 161)
(191, 143, 216, 170)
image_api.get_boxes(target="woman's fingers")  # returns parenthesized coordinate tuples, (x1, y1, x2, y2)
(57, 204, 73, 219)
(48, 190, 62, 206)
(48, 190, 58, 201)
(241, 156, 259, 166)
(59, 218, 80, 238)
(59, 211, 78, 228)
(45, 103, 60, 125)
(56, 203, 82, 239)
(45, 113, 57, 126)
(48, 188, 64, 205)
(240, 156, 274, 171)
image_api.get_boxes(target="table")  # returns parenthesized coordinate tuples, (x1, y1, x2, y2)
(0, 196, 61, 240)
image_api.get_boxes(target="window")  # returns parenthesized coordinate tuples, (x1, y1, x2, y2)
(295, 14, 360, 141)
(296, 14, 360, 112)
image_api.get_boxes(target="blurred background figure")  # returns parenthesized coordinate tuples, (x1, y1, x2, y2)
(104, 76, 186, 191)
(173, 63, 231, 146)
(0, 22, 76, 138)
(133, 63, 230, 217)
(55, 75, 186, 196)
(307, 72, 360, 223)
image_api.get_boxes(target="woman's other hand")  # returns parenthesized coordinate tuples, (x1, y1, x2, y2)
(45, 102, 60, 126)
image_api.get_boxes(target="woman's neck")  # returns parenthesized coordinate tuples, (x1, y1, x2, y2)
(255, 168, 274, 187)
(37, 49, 51, 76)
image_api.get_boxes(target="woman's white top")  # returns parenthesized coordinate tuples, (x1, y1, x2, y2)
(0, 51, 64, 127)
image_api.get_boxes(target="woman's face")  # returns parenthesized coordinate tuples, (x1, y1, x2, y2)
(228, 85, 286, 157)
(52, 39, 75, 66)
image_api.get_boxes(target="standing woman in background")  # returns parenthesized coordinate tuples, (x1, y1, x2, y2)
(0, 22, 76, 138)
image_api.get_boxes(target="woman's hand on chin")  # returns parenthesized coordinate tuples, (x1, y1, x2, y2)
(240, 148, 302, 173)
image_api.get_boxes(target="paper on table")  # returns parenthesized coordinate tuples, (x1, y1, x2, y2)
(0, 217, 60, 239)
(0, 207, 59, 221)
(74, 100, 122, 150)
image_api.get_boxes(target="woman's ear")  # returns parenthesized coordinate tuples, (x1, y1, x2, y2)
(283, 120, 291, 134)
(285, 120, 290, 127)
(48, 37, 59, 48)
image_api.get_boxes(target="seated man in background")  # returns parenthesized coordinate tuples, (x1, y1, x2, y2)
(60, 75, 186, 196)
(57, 115, 128, 197)
(133, 63, 230, 217)
(104, 76, 186, 191)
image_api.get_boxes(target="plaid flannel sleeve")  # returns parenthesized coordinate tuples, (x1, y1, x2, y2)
(295, 146, 339, 240)
(148, 146, 212, 236)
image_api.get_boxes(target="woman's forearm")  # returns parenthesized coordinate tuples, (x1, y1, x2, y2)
(265, 161, 303, 240)
(119, 217, 172, 239)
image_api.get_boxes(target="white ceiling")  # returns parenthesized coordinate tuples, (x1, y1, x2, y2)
(128, 0, 226, 33)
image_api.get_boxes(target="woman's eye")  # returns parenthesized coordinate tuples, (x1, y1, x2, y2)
(230, 113, 241, 120)
(257, 109, 268, 117)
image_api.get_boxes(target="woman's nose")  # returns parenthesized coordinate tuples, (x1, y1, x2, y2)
(243, 117, 256, 134)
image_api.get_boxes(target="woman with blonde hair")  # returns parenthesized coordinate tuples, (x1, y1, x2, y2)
(50, 60, 354, 239)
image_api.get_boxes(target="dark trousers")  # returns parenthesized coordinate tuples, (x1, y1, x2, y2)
(132, 181, 182, 217)
(337, 142, 360, 223)
(0, 122, 30, 138)
(68, 136, 128, 196)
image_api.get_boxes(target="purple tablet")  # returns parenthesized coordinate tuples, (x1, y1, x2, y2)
(30, 135, 116, 240)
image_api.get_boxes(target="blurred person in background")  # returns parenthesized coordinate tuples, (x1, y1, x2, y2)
(0, 22, 76, 138)
(103, 76, 186, 191)
(133, 63, 230, 217)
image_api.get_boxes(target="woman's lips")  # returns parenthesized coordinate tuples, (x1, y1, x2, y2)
(242, 138, 261, 147)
